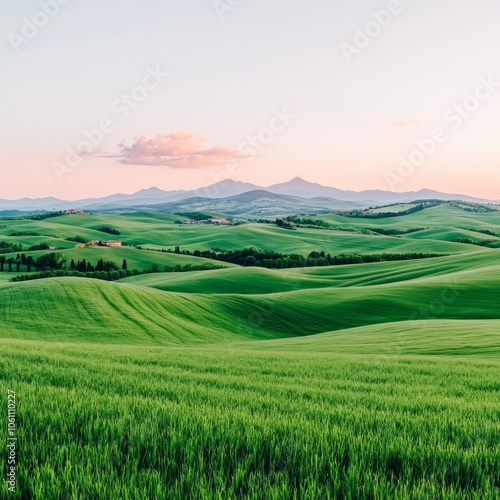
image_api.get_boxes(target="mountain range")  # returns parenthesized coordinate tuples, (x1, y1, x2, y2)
(0, 178, 498, 214)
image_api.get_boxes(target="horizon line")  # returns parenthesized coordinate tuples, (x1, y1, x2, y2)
(1, 177, 498, 203)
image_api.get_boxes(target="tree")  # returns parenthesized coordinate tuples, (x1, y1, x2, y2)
(107, 261, 119, 271)
(26, 256, 34, 272)
(35, 252, 66, 271)
(7, 258, 13, 272)
(122, 259, 127, 271)
(70, 259, 76, 270)
(0, 256, 5, 272)
(244, 255, 257, 266)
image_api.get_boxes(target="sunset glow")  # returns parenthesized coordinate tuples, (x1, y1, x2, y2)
(1, 0, 499, 200)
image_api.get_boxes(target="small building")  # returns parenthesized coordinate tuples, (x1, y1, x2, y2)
(102, 240, 122, 247)
(182, 218, 230, 225)
(209, 217, 230, 225)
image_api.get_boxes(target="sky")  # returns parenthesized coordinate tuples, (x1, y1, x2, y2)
(1, 0, 500, 200)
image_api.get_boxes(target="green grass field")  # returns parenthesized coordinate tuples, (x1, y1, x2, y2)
(3, 205, 498, 257)
(1, 204, 499, 498)
(1, 340, 499, 498)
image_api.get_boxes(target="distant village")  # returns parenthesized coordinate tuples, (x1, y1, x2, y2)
(182, 217, 230, 225)
(65, 209, 87, 215)
(74, 240, 122, 249)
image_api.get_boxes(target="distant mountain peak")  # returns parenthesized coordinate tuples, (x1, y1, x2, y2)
(0, 177, 497, 211)
(194, 179, 263, 198)
(284, 176, 313, 185)
(268, 177, 332, 190)
(144, 186, 162, 191)
(134, 187, 169, 195)
(212, 179, 254, 186)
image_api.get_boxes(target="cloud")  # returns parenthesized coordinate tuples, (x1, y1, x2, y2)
(118, 131, 242, 168)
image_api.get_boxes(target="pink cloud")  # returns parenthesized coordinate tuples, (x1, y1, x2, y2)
(119, 131, 242, 168)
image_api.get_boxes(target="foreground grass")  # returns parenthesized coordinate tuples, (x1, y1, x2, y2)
(1, 340, 499, 498)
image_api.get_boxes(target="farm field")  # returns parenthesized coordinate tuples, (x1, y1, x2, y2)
(3, 203, 500, 258)
(1, 338, 499, 498)
(1, 203, 499, 498)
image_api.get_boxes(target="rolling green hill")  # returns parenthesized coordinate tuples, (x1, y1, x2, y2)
(0, 278, 279, 344)
(319, 203, 500, 231)
(1, 206, 499, 498)
(3, 205, 498, 262)
(1, 260, 499, 343)
(119, 250, 500, 293)
(2, 207, 499, 347)
(248, 319, 500, 357)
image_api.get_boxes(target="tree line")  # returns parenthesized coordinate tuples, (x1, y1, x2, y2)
(341, 203, 436, 219)
(69, 258, 122, 273)
(0, 253, 35, 272)
(452, 238, 499, 248)
(97, 227, 120, 235)
(26, 211, 66, 220)
(0, 241, 23, 254)
(10, 262, 225, 283)
(175, 246, 445, 269)
(0, 252, 67, 273)
(3, 246, 446, 283)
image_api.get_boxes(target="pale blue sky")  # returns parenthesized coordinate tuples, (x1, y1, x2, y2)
(1, 0, 499, 199)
